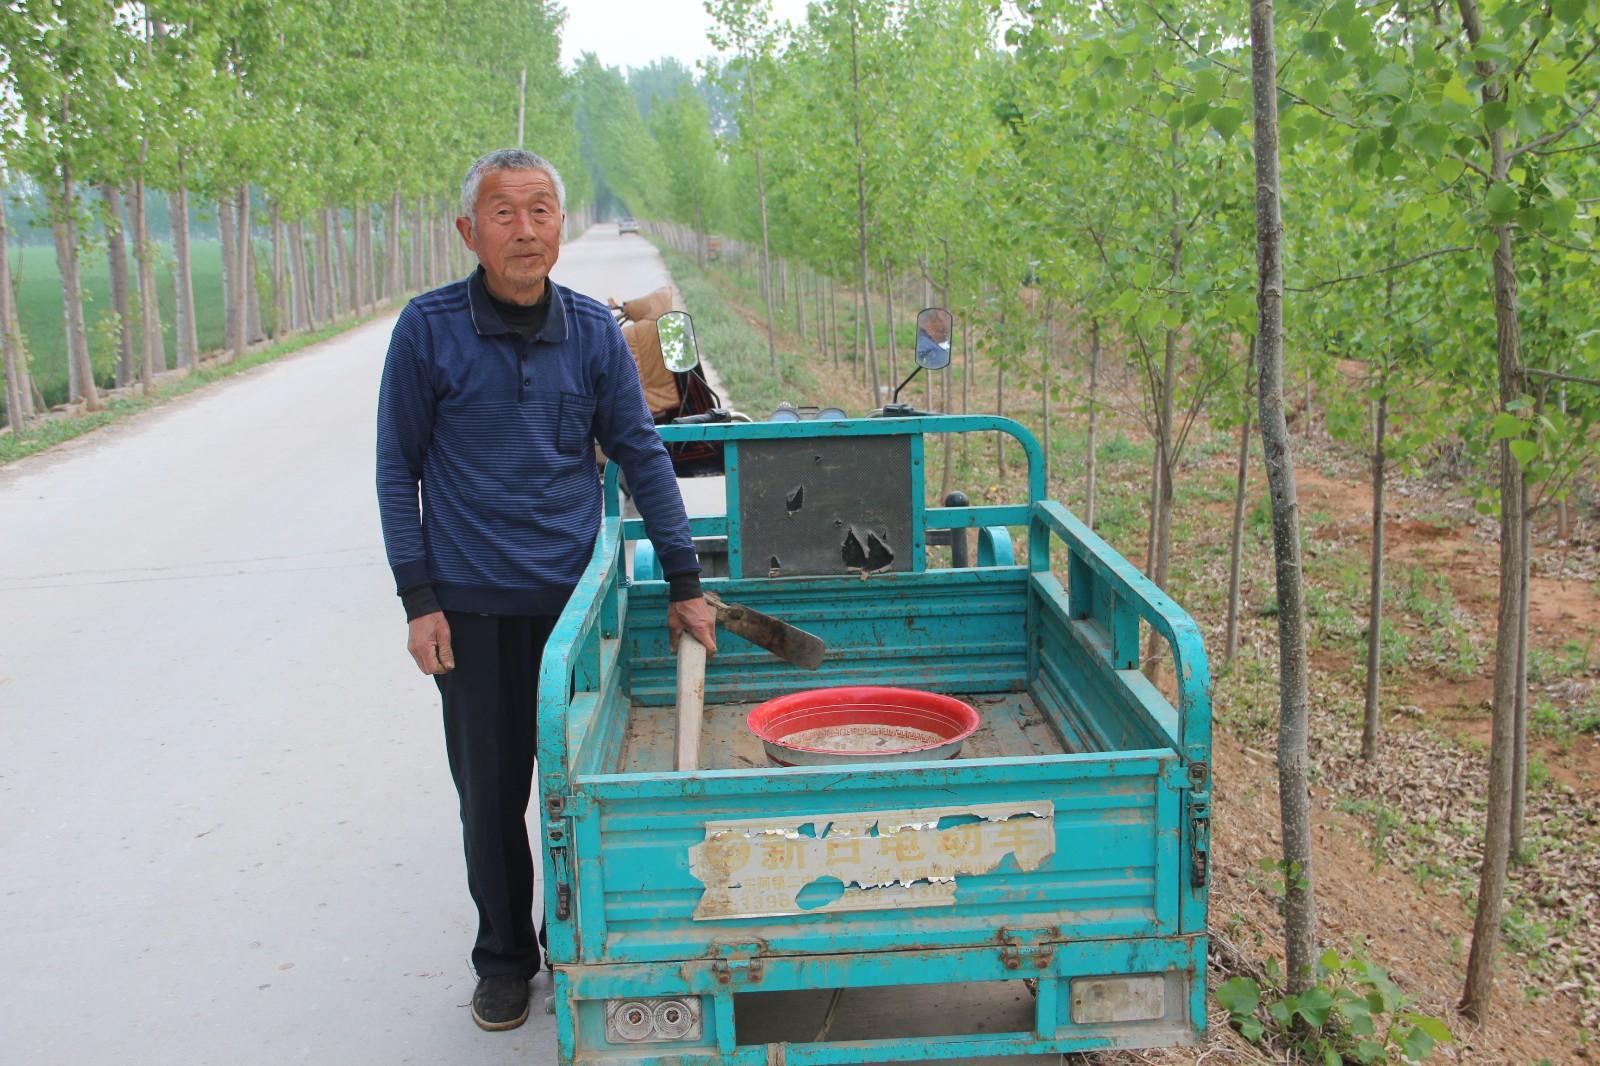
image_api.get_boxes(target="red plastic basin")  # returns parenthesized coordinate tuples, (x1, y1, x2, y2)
(747, 686, 982, 766)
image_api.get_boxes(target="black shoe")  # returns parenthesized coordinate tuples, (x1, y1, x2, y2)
(471, 975, 530, 1031)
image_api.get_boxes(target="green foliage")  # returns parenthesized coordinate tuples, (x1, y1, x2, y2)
(1218, 952, 1453, 1064)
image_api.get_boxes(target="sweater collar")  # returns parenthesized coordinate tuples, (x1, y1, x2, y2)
(467, 266, 569, 343)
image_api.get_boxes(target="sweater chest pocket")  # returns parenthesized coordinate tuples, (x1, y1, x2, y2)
(556, 392, 596, 454)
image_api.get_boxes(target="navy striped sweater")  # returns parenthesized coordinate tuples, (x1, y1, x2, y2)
(376, 269, 698, 616)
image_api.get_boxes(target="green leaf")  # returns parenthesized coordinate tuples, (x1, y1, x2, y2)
(1529, 62, 1568, 96)
(1209, 105, 1244, 141)
(1297, 987, 1335, 1027)
(1441, 75, 1475, 106)
(1509, 439, 1539, 466)
(1485, 182, 1519, 219)
(1553, 0, 1586, 21)
(1491, 412, 1527, 440)
(1323, 1045, 1342, 1066)
(1353, 131, 1379, 169)
(1268, 997, 1294, 1025)
(1319, 949, 1344, 975)
(1484, 100, 1511, 129)
(1239, 1016, 1265, 1041)
(1408, 1015, 1455, 1042)
(1398, 199, 1427, 226)
(1374, 64, 1410, 97)
(1216, 976, 1261, 1014)
(1192, 69, 1222, 104)
(1400, 1025, 1437, 1060)
(1301, 29, 1333, 56)
(1355, 1039, 1387, 1063)
(1431, 157, 1466, 185)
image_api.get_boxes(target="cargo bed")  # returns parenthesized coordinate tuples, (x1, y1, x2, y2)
(537, 417, 1212, 1064)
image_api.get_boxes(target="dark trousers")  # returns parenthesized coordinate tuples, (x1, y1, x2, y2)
(436, 612, 555, 979)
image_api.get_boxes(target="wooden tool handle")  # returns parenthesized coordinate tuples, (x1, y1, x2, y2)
(675, 636, 709, 772)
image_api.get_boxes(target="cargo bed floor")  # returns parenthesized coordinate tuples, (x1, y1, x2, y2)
(616, 690, 1076, 773)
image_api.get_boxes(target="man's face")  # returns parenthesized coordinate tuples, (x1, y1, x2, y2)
(456, 168, 564, 301)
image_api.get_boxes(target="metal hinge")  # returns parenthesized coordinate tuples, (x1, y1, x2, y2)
(999, 928, 1056, 972)
(712, 942, 767, 985)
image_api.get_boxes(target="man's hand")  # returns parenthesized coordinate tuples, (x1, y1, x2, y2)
(407, 611, 456, 675)
(668, 596, 718, 656)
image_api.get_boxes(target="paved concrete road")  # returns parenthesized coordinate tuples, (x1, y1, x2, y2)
(1, 225, 1054, 1066)
(0, 225, 677, 1066)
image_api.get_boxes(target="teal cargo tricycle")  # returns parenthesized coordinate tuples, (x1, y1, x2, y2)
(537, 317, 1212, 1064)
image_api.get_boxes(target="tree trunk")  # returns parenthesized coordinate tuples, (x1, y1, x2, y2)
(433, 202, 447, 286)
(1042, 305, 1054, 486)
(0, 173, 30, 428)
(1510, 477, 1531, 860)
(1251, 0, 1316, 994)
(328, 205, 348, 317)
(53, 159, 101, 411)
(1302, 367, 1313, 435)
(413, 197, 426, 292)
(295, 218, 315, 330)
(794, 254, 804, 335)
(168, 159, 198, 367)
(1225, 339, 1256, 665)
(132, 169, 165, 387)
(1459, 0, 1527, 1020)
(992, 363, 1004, 480)
(270, 203, 286, 337)
(100, 185, 136, 388)
(883, 260, 897, 388)
(847, 17, 879, 403)
(815, 273, 826, 361)
(361, 201, 375, 311)
(1556, 385, 1568, 539)
(1362, 377, 1389, 757)
(387, 191, 402, 302)
(219, 196, 239, 360)
(1086, 318, 1101, 528)
(744, 58, 777, 376)
(232, 187, 252, 358)
(1145, 445, 1162, 577)
(827, 276, 838, 367)
(317, 207, 336, 320)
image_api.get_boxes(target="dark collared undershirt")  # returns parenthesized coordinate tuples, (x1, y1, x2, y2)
(400, 281, 700, 621)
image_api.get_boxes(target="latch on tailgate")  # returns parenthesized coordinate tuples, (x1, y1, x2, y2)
(545, 792, 573, 921)
(1188, 801, 1210, 889)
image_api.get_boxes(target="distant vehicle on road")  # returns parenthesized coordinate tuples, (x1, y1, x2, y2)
(618, 216, 640, 234)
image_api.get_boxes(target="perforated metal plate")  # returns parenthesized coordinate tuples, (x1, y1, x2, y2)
(736, 436, 913, 579)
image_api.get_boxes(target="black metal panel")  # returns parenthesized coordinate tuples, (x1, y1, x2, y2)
(737, 436, 913, 579)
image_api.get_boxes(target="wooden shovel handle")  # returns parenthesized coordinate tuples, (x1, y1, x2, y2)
(675, 636, 709, 772)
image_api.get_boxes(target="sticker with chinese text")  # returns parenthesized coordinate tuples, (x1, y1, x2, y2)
(688, 802, 1055, 920)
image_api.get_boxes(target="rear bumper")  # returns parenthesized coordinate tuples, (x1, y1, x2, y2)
(553, 934, 1205, 1065)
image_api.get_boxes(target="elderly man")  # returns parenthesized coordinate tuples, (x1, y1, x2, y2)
(377, 148, 716, 1031)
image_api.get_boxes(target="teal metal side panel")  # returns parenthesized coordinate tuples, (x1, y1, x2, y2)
(575, 753, 1177, 965)
(626, 569, 1029, 705)
(557, 935, 1204, 1065)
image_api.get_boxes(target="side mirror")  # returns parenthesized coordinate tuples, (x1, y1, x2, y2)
(914, 308, 954, 370)
(657, 311, 700, 373)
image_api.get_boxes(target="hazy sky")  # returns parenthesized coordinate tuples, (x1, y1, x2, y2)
(560, 0, 814, 73)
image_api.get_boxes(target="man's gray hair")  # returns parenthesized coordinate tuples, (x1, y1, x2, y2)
(459, 148, 566, 219)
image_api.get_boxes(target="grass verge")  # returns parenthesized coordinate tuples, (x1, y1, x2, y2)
(1, 309, 391, 467)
